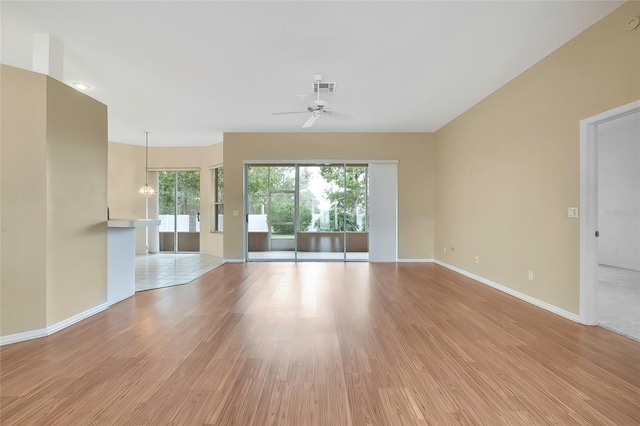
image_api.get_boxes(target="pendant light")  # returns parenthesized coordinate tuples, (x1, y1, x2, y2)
(138, 131, 156, 197)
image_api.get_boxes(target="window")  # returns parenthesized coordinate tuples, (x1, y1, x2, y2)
(212, 167, 224, 232)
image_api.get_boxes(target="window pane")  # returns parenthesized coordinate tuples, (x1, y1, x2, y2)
(346, 166, 368, 232)
(215, 204, 224, 232)
(211, 167, 223, 233)
(247, 166, 269, 214)
(176, 171, 200, 232)
(269, 192, 295, 236)
(269, 166, 295, 191)
(159, 171, 176, 232)
(216, 168, 224, 202)
(298, 165, 344, 232)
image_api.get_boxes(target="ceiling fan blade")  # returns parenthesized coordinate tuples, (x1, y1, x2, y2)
(325, 111, 352, 121)
(297, 94, 318, 109)
(302, 113, 319, 128)
(272, 111, 310, 115)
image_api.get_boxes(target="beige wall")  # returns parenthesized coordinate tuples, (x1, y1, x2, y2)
(46, 78, 108, 325)
(1, 65, 108, 336)
(107, 142, 224, 257)
(222, 133, 435, 260)
(434, 1, 640, 314)
(1, 65, 48, 335)
(148, 143, 223, 257)
(108, 142, 148, 254)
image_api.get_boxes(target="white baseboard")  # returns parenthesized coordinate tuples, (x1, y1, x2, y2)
(47, 302, 110, 335)
(599, 262, 640, 272)
(0, 328, 48, 346)
(223, 258, 245, 263)
(397, 259, 435, 263)
(0, 302, 110, 346)
(433, 260, 580, 323)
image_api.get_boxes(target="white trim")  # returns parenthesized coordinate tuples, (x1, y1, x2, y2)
(46, 302, 110, 335)
(0, 302, 110, 346)
(599, 262, 640, 272)
(0, 328, 48, 346)
(223, 258, 245, 263)
(397, 259, 435, 263)
(146, 167, 199, 172)
(579, 100, 640, 325)
(434, 260, 580, 323)
(581, 100, 640, 124)
(242, 159, 398, 165)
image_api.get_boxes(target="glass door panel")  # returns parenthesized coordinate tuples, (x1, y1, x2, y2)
(247, 165, 297, 260)
(345, 165, 369, 260)
(159, 171, 177, 252)
(176, 171, 200, 252)
(269, 191, 296, 259)
(297, 165, 346, 260)
(158, 170, 200, 253)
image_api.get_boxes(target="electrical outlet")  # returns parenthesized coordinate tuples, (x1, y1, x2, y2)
(528, 271, 534, 281)
(567, 207, 579, 218)
(443, 247, 447, 254)
(474, 256, 479, 263)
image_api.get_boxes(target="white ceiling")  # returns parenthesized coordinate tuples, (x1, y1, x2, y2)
(1, 1, 623, 146)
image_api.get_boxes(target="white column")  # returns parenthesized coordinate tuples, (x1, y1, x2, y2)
(33, 34, 64, 81)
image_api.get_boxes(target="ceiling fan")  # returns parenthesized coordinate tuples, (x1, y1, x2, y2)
(272, 75, 349, 128)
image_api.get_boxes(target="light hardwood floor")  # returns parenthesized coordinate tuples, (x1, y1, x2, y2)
(1, 263, 639, 425)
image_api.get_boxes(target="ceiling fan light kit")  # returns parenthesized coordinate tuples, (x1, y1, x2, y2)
(272, 74, 348, 129)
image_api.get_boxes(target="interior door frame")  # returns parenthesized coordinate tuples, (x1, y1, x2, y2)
(579, 100, 640, 325)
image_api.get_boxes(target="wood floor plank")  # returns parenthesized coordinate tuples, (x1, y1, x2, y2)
(1, 262, 639, 425)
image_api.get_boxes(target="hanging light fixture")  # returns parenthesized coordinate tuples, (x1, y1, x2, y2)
(138, 131, 156, 197)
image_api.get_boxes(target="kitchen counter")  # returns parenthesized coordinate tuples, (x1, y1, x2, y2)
(108, 219, 161, 228)
(108, 219, 161, 305)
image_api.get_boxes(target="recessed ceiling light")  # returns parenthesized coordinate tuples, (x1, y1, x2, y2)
(72, 82, 91, 90)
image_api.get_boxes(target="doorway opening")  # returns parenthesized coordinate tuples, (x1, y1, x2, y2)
(158, 170, 201, 253)
(580, 100, 640, 341)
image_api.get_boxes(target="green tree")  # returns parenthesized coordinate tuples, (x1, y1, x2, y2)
(247, 166, 295, 214)
(271, 201, 312, 235)
(159, 171, 200, 215)
(247, 166, 317, 233)
(317, 166, 367, 231)
(315, 208, 357, 232)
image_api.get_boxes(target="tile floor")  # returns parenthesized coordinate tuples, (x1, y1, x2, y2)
(598, 264, 640, 342)
(135, 253, 225, 291)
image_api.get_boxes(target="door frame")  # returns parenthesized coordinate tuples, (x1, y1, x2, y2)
(579, 100, 640, 325)
(152, 168, 201, 253)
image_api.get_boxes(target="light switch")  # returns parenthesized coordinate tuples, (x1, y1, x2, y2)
(233, 210, 239, 216)
(568, 207, 579, 218)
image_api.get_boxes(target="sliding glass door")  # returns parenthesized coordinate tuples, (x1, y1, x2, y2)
(246, 164, 368, 261)
(158, 170, 200, 253)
